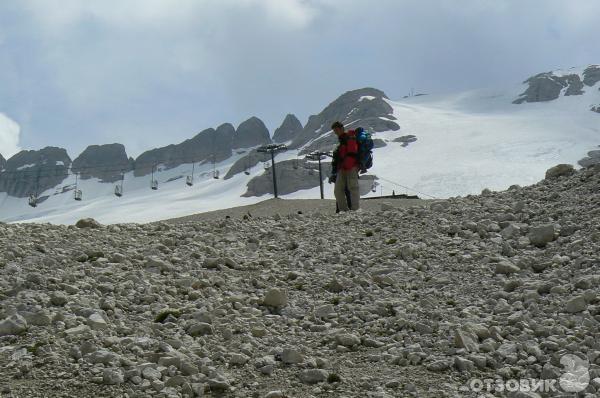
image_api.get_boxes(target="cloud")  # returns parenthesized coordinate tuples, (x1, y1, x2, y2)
(0, 0, 598, 158)
(0, 112, 20, 159)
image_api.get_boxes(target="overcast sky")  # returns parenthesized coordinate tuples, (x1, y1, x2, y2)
(0, 0, 598, 159)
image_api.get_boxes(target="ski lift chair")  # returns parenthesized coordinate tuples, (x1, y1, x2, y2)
(151, 179, 158, 190)
(186, 175, 194, 186)
(74, 189, 82, 201)
(114, 185, 123, 197)
(213, 170, 220, 179)
(28, 194, 38, 208)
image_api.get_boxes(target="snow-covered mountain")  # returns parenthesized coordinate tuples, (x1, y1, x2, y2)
(0, 65, 599, 224)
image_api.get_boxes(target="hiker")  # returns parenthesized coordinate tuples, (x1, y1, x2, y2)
(330, 121, 360, 211)
(329, 147, 352, 213)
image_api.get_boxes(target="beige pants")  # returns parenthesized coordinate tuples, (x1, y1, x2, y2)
(334, 168, 360, 211)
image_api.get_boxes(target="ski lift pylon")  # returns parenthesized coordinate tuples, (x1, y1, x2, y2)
(73, 173, 82, 201)
(187, 163, 195, 186)
(151, 164, 158, 190)
(115, 172, 124, 197)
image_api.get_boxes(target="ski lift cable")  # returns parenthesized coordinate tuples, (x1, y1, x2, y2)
(375, 176, 438, 199)
(0, 153, 221, 181)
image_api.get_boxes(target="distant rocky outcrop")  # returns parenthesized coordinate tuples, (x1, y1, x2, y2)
(591, 105, 600, 113)
(0, 154, 5, 170)
(513, 65, 600, 105)
(214, 123, 236, 158)
(513, 73, 583, 104)
(290, 88, 400, 154)
(72, 143, 132, 183)
(224, 149, 262, 180)
(583, 65, 600, 87)
(273, 114, 303, 143)
(373, 139, 387, 148)
(0, 147, 71, 197)
(393, 135, 417, 147)
(242, 159, 327, 197)
(134, 125, 234, 177)
(233, 117, 271, 149)
(133, 118, 270, 177)
(578, 148, 600, 168)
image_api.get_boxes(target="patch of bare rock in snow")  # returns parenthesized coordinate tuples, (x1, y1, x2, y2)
(1, 164, 600, 397)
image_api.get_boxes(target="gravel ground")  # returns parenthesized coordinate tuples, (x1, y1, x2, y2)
(1, 164, 599, 398)
(163, 198, 426, 224)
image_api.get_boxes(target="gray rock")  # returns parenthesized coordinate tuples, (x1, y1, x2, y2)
(87, 313, 108, 330)
(281, 348, 304, 364)
(207, 378, 230, 392)
(454, 329, 479, 353)
(265, 391, 285, 398)
(263, 288, 288, 308)
(495, 260, 520, 274)
(336, 333, 361, 348)
(578, 149, 600, 168)
(528, 225, 556, 248)
(187, 322, 213, 336)
(50, 292, 69, 306)
(427, 359, 452, 372)
(142, 366, 162, 381)
(454, 357, 475, 372)
(566, 296, 587, 313)
(299, 369, 328, 384)
(0, 314, 28, 336)
(102, 368, 124, 385)
(545, 164, 575, 179)
(75, 218, 102, 229)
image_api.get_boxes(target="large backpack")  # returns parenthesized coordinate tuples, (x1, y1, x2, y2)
(354, 127, 374, 171)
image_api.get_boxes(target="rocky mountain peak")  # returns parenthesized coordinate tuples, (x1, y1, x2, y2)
(273, 114, 303, 143)
(0, 146, 71, 197)
(0, 153, 5, 170)
(232, 117, 271, 149)
(72, 143, 132, 183)
(583, 65, 600, 87)
(290, 87, 400, 153)
(513, 65, 600, 105)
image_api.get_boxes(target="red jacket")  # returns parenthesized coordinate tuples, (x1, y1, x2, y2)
(337, 130, 359, 171)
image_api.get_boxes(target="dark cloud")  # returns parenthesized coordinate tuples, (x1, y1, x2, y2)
(0, 0, 598, 157)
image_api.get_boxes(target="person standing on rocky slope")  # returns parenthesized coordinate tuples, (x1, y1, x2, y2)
(331, 121, 360, 211)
